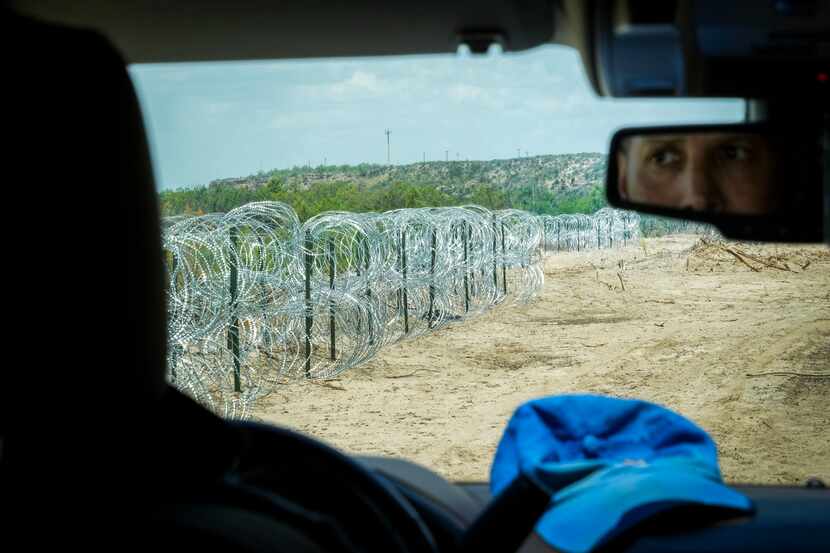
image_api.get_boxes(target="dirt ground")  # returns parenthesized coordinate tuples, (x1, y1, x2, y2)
(254, 235, 830, 485)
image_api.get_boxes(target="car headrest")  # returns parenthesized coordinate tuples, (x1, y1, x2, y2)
(4, 11, 168, 412)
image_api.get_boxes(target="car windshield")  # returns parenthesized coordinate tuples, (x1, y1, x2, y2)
(130, 45, 829, 486)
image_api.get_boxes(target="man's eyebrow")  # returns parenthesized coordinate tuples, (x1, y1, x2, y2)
(707, 134, 757, 144)
(637, 137, 685, 149)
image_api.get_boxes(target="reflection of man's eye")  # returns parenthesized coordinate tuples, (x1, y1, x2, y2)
(648, 148, 681, 166)
(719, 144, 751, 161)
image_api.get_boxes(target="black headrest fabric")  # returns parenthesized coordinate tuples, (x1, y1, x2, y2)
(3, 11, 168, 410)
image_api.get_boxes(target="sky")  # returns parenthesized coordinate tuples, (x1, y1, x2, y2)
(129, 45, 744, 191)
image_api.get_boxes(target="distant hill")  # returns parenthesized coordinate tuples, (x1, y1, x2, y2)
(207, 153, 607, 195)
(160, 153, 609, 219)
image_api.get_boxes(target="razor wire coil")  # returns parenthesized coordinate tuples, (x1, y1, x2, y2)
(163, 202, 639, 418)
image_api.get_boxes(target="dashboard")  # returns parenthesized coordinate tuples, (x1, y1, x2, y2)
(358, 456, 830, 553)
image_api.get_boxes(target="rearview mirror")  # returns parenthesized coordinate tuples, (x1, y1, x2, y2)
(605, 124, 823, 242)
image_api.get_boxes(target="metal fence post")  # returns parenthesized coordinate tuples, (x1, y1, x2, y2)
(462, 222, 469, 312)
(623, 213, 628, 246)
(364, 237, 373, 344)
(429, 227, 436, 327)
(609, 218, 613, 248)
(304, 231, 312, 378)
(401, 228, 409, 334)
(492, 217, 498, 293)
(557, 222, 560, 252)
(167, 251, 179, 385)
(355, 246, 362, 335)
(228, 227, 241, 393)
(328, 239, 336, 361)
(501, 222, 507, 295)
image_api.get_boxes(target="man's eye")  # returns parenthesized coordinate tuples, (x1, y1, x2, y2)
(649, 149, 681, 166)
(719, 144, 751, 161)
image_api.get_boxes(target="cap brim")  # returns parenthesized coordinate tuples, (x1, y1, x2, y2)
(534, 463, 753, 553)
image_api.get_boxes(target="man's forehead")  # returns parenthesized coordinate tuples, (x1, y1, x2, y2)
(631, 133, 759, 148)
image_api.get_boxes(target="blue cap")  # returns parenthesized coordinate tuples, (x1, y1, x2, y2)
(490, 395, 753, 553)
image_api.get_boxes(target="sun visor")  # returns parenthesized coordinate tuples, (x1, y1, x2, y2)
(592, 0, 830, 99)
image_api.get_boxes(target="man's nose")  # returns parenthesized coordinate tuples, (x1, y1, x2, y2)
(678, 164, 720, 211)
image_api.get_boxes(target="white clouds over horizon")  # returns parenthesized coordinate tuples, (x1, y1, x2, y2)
(130, 46, 743, 190)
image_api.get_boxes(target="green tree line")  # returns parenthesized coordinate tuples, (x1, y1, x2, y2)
(159, 177, 607, 221)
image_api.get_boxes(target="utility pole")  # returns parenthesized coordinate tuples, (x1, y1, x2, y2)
(445, 150, 449, 162)
(423, 152, 426, 163)
(517, 148, 521, 159)
(385, 129, 391, 164)
(531, 178, 536, 212)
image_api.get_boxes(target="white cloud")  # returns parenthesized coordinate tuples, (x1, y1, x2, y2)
(446, 83, 510, 110)
(526, 92, 593, 115)
(300, 70, 389, 101)
(448, 83, 484, 101)
(343, 71, 383, 93)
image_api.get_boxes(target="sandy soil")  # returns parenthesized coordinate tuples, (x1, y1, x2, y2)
(254, 235, 830, 485)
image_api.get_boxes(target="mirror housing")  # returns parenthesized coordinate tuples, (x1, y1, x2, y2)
(605, 123, 824, 242)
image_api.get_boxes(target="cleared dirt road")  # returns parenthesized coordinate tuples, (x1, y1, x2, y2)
(255, 235, 830, 485)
